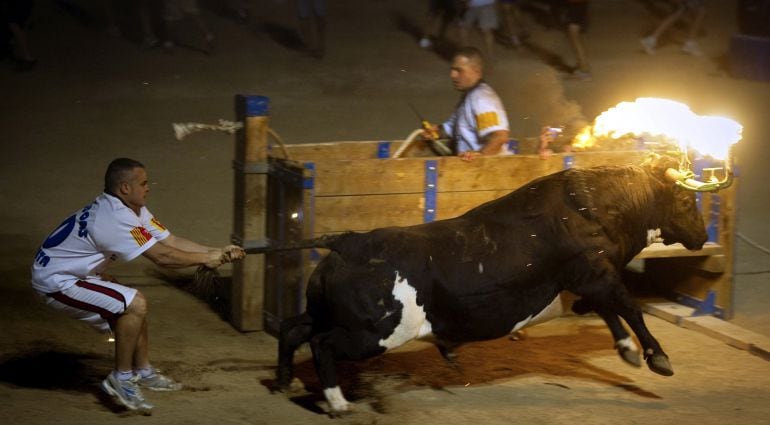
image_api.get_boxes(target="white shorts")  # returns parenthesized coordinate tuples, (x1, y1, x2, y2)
(38, 278, 137, 333)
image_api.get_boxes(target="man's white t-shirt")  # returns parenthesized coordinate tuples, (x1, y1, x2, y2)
(442, 82, 509, 153)
(31, 193, 170, 293)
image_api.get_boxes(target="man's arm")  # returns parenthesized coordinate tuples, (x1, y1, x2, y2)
(142, 242, 224, 269)
(459, 129, 510, 161)
(159, 234, 212, 253)
(479, 129, 510, 155)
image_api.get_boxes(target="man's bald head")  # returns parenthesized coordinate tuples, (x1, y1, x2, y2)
(450, 47, 485, 92)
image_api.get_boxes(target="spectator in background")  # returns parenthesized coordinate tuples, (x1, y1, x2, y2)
(297, 0, 326, 58)
(459, 0, 499, 63)
(1, 0, 36, 71)
(418, 0, 460, 49)
(498, 0, 527, 48)
(563, 0, 591, 81)
(163, 0, 215, 54)
(640, 0, 706, 56)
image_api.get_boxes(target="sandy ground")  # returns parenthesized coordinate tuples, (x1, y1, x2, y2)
(1, 0, 769, 423)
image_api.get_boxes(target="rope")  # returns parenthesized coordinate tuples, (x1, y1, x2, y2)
(391, 129, 425, 158)
(172, 119, 290, 160)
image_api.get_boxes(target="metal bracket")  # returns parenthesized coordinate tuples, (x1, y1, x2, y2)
(563, 155, 575, 169)
(377, 141, 391, 158)
(231, 234, 272, 251)
(424, 160, 437, 223)
(232, 160, 270, 174)
(691, 290, 718, 317)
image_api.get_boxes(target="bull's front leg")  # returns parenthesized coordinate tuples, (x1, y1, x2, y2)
(613, 296, 673, 376)
(573, 256, 673, 376)
(594, 284, 673, 376)
(571, 299, 641, 367)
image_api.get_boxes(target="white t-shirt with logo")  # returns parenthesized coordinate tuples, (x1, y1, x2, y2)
(442, 82, 509, 153)
(31, 193, 170, 293)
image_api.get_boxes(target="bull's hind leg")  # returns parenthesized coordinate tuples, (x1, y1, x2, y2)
(309, 329, 387, 416)
(277, 312, 313, 390)
(572, 299, 641, 367)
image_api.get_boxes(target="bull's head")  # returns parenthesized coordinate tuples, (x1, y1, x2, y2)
(645, 154, 709, 250)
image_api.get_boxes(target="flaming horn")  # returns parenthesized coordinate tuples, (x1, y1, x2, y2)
(172, 119, 290, 158)
(663, 149, 735, 192)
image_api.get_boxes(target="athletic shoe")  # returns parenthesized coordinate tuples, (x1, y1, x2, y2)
(101, 373, 153, 412)
(136, 371, 183, 391)
(640, 36, 656, 55)
(681, 40, 703, 56)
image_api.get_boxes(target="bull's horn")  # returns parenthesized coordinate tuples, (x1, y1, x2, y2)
(664, 167, 733, 192)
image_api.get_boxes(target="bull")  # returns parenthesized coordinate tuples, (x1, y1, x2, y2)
(274, 154, 710, 414)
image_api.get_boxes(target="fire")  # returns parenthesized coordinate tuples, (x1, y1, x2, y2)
(572, 97, 742, 161)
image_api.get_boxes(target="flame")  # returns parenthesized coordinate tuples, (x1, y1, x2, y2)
(572, 97, 742, 160)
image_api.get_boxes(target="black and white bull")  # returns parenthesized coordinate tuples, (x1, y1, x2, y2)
(276, 154, 708, 413)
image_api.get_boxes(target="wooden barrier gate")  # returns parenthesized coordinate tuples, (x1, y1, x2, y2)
(229, 96, 737, 335)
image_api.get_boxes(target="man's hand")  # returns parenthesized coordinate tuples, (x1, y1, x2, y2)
(203, 245, 246, 269)
(459, 151, 482, 161)
(420, 124, 440, 141)
(222, 245, 246, 262)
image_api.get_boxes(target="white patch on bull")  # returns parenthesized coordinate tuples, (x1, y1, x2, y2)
(510, 294, 568, 333)
(323, 386, 350, 412)
(378, 271, 433, 350)
(615, 336, 638, 352)
(646, 228, 662, 246)
(478, 262, 484, 274)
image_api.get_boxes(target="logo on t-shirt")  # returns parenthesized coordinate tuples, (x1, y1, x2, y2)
(476, 111, 500, 131)
(150, 217, 166, 232)
(130, 226, 153, 246)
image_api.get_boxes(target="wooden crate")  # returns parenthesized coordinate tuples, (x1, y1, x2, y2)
(255, 139, 736, 335)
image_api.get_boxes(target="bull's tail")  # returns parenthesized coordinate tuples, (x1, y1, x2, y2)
(243, 233, 347, 255)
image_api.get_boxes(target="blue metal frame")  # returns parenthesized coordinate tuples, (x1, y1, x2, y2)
(377, 141, 391, 158)
(424, 160, 438, 222)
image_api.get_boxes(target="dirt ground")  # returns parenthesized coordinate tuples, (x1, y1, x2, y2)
(2, 0, 770, 424)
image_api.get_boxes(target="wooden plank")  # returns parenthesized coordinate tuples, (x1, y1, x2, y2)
(635, 242, 724, 259)
(314, 194, 424, 233)
(311, 158, 427, 196)
(283, 139, 435, 161)
(311, 190, 512, 235)
(681, 315, 770, 352)
(308, 151, 652, 197)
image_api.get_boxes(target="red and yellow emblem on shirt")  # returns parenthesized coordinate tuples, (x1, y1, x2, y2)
(150, 217, 166, 232)
(130, 226, 153, 246)
(476, 111, 500, 131)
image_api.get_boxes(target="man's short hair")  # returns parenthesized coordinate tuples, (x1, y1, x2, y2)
(104, 158, 145, 193)
(454, 46, 485, 71)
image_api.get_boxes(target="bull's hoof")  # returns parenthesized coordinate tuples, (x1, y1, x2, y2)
(277, 377, 305, 394)
(617, 346, 641, 367)
(646, 353, 674, 376)
(327, 404, 353, 418)
(509, 330, 527, 341)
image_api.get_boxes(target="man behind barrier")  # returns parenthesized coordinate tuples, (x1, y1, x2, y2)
(421, 46, 511, 161)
